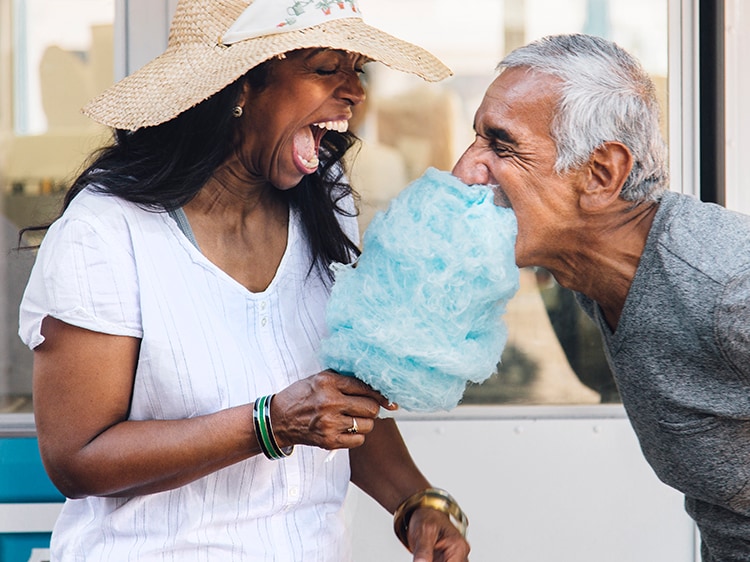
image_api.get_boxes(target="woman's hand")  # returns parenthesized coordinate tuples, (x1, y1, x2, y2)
(271, 371, 394, 450)
(407, 507, 471, 562)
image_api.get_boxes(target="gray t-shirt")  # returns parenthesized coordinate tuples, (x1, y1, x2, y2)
(578, 191, 750, 561)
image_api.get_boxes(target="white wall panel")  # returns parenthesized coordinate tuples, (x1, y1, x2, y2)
(347, 407, 696, 562)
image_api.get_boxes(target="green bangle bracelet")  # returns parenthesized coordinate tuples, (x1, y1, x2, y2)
(253, 394, 293, 460)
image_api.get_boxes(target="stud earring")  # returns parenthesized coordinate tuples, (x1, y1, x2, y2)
(232, 105, 243, 118)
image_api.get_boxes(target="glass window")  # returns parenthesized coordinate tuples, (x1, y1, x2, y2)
(350, 0, 669, 406)
(0, 0, 115, 414)
(0, 0, 670, 415)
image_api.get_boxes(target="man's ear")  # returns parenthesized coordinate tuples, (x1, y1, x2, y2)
(579, 142, 633, 212)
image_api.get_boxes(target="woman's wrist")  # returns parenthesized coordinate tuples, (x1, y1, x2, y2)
(253, 394, 294, 460)
(392, 487, 468, 550)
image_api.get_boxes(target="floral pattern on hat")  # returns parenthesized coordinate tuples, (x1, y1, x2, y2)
(279, 0, 360, 28)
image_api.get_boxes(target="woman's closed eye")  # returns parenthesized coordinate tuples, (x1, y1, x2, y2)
(316, 66, 366, 77)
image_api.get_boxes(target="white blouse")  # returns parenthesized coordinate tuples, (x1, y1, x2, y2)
(19, 188, 358, 561)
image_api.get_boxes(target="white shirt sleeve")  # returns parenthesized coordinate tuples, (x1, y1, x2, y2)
(18, 196, 144, 350)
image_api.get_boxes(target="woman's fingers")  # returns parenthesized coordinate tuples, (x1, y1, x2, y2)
(326, 370, 394, 408)
(269, 372, 387, 450)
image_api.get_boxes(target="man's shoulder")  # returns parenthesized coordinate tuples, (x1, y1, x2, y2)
(660, 190, 750, 234)
(653, 191, 750, 279)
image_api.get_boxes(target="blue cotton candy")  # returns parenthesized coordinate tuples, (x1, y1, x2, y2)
(320, 167, 520, 411)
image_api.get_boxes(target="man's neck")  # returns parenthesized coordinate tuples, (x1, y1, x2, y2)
(544, 200, 660, 331)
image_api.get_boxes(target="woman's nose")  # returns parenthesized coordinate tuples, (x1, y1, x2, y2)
(339, 72, 366, 106)
(452, 145, 490, 185)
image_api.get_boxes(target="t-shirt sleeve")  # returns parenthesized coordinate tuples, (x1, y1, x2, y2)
(715, 267, 750, 380)
(18, 210, 143, 350)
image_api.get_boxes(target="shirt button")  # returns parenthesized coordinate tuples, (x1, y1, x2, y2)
(289, 486, 299, 498)
(261, 317, 268, 327)
(260, 300, 267, 311)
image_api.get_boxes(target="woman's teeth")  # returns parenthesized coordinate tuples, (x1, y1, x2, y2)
(298, 120, 348, 170)
(313, 120, 349, 133)
(299, 154, 320, 168)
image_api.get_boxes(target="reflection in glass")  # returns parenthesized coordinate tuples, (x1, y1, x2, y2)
(352, 0, 668, 405)
(1, 0, 114, 413)
(0, 0, 669, 412)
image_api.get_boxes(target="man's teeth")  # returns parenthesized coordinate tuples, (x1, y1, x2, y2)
(313, 120, 349, 133)
(299, 154, 320, 168)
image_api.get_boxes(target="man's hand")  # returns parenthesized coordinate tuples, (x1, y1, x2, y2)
(408, 507, 470, 562)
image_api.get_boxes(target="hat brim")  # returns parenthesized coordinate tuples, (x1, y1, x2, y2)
(83, 18, 452, 131)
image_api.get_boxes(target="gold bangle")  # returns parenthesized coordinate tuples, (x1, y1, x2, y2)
(393, 488, 468, 551)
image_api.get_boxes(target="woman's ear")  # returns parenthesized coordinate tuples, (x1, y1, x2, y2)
(236, 80, 252, 111)
(579, 142, 633, 212)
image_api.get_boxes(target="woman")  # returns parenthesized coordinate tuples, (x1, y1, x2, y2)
(18, 0, 469, 560)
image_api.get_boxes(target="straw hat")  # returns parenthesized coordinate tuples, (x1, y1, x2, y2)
(83, 0, 452, 131)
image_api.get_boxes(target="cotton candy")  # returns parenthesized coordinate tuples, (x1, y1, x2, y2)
(320, 167, 520, 411)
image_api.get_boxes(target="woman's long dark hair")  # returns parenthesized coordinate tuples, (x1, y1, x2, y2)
(23, 57, 361, 277)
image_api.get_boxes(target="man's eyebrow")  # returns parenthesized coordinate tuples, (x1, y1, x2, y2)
(473, 119, 519, 147)
(484, 126, 518, 146)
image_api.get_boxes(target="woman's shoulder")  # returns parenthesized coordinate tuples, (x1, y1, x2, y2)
(60, 186, 164, 232)
(42, 187, 171, 256)
(64, 186, 140, 218)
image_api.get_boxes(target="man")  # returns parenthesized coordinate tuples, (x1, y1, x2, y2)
(452, 33, 750, 560)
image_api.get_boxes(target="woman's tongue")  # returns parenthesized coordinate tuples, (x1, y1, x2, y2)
(293, 127, 320, 174)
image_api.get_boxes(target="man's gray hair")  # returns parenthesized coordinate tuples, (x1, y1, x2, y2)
(499, 33, 669, 203)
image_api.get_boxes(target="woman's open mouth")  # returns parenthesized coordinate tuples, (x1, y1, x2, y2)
(293, 120, 349, 173)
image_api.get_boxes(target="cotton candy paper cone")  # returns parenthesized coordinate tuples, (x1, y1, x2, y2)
(320, 167, 520, 411)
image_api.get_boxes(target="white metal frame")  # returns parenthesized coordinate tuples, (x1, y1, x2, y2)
(723, 0, 750, 213)
(0, 0, 12, 134)
(0, 503, 61, 533)
(114, 0, 177, 81)
(668, 0, 700, 198)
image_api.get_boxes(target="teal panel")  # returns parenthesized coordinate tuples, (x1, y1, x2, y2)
(0, 439, 63, 503)
(0, 533, 51, 562)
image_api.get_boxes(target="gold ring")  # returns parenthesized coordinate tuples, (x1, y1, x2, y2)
(347, 417, 359, 434)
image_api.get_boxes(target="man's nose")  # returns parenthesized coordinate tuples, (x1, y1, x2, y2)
(452, 145, 490, 185)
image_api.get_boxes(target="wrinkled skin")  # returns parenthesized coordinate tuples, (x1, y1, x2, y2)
(453, 67, 656, 329)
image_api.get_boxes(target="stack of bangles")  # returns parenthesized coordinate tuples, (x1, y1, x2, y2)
(253, 394, 294, 460)
(393, 487, 468, 550)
